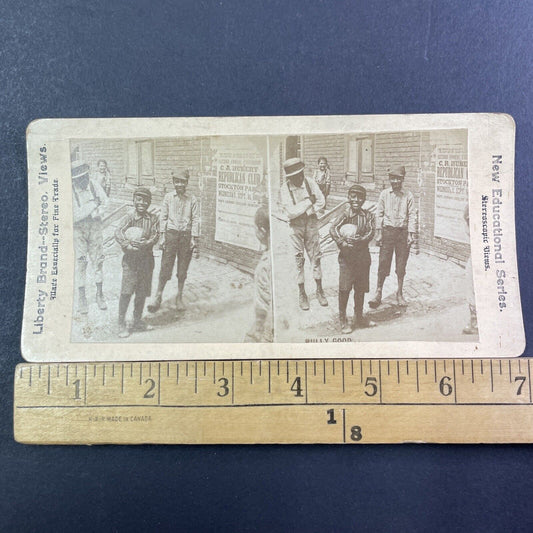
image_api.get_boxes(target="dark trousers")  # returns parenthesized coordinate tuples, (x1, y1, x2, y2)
(159, 229, 193, 283)
(378, 226, 409, 281)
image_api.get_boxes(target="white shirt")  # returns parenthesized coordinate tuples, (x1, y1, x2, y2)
(280, 177, 325, 220)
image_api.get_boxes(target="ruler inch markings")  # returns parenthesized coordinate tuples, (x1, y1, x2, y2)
(397, 361, 400, 384)
(378, 360, 383, 403)
(17, 400, 533, 409)
(453, 359, 457, 404)
(231, 362, 235, 405)
(342, 408, 346, 443)
(158, 363, 161, 405)
(527, 359, 531, 403)
(15, 359, 533, 445)
(84, 364, 87, 405)
(305, 361, 309, 403)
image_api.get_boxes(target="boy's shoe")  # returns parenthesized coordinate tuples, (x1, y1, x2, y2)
(131, 319, 154, 332)
(396, 293, 408, 307)
(147, 295, 162, 313)
(78, 291, 88, 315)
(340, 318, 352, 335)
(299, 291, 310, 311)
(463, 305, 478, 335)
(316, 289, 328, 307)
(175, 295, 186, 311)
(354, 315, 376, 329)
(118, 324, 130, 338)
(96, 292, 107, 310)
(368, 289, 382, 309)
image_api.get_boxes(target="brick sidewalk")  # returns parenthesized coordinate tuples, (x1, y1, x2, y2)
(272, 216, 475, 342)
(71, 241, 255, 343)
(71, 216, 476, 344)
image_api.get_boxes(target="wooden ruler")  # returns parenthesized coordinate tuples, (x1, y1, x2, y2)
(14, 359, 533, 444)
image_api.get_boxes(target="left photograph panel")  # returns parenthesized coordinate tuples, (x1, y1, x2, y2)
(67, 135, 272, 344)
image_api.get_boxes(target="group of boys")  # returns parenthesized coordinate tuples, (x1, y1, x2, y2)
(72, 162, 199, 338)
(73, 155, 472, 340)
(281, 157, 415, 334)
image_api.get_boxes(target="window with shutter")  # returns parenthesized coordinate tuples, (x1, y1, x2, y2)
(345, 135, 374, 183)
(125, 140, 155, 185)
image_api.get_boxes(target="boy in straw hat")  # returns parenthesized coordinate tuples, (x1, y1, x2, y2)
(280, 157, 328, 311)
(71, 160, 108, 315)
(115, 188, 160, 338)
(369, 165, 415, 308)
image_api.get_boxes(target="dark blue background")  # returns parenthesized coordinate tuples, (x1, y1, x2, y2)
(1, 1, 532, 531)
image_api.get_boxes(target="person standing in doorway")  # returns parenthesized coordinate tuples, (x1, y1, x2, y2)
(71, 160, 108, 314)
(94, 159, 112, 197)
(148, 168, 200, 313)
(312, 156, 331, 210)
(368, 165, 415, 308)
(280, 157, 328, 311)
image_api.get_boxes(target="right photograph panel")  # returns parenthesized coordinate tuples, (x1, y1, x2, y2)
(269, 129, 477, 343)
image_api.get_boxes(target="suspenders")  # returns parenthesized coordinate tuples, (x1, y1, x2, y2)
(73, 181, 100, 212)
(286, 178, 313, 205)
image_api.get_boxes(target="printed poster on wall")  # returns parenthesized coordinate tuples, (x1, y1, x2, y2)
(434, 146, 469, 244)
(215, 150, 263, 250)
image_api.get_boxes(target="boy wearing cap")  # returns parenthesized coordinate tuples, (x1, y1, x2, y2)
(369, 165, 415, 308)
(71, 160, 109, 314)
(148, 168, 200, 313)
(330, 184, 376, 333)
(280, 157, 328, 311)
(115, 188, 160, 338)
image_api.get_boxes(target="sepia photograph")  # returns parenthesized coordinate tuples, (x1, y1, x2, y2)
(69, 135, 273, 343)
(270, 129, 476, 342)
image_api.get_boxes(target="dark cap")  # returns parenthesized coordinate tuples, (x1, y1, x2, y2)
(348, 184, 367, 199)
(133, 187, 152, 203)
(283, 157, 305, 178)
(71, 161, 90, 180)
(172, 168, 190, 181)
(388, 165, 406, 178)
